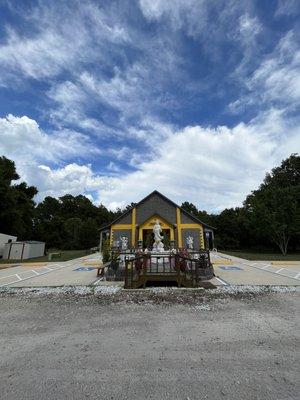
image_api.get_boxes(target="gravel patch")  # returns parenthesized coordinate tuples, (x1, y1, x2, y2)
(0, 285, 298, 305)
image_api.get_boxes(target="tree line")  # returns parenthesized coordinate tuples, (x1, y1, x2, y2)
(181, 154, 300, 255)
(0, 154, 299, 254)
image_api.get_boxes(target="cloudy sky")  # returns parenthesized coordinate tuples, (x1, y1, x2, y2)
(0, 0, 299, 211)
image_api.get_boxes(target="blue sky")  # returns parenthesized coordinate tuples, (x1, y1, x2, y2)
(0, 0, 299, 211)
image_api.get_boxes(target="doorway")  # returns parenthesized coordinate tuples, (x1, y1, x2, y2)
(142, 229, 171, 249)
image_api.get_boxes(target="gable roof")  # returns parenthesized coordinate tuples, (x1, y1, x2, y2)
(100, 190, 215, 231)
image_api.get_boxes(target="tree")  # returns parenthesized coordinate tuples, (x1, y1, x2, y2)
(0, 156, 37, 238)
(181, 202, 212, 225)
(213, 208, 242, 250)
(64, 217, 83, 249)
(244, 155, 300, 255)
(77, 218, 99, 250)
(33, 194, 115, 249)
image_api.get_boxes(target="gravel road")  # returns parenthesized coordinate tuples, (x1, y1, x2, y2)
(0, 289, 299, 400)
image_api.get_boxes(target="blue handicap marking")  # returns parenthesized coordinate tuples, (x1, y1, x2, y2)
(73, 267, 96, 272)
(220, 266, 243, 271)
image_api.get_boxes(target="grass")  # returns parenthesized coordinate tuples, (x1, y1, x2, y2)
(220, 250, 300, 261)
(0, 249, 94, 264)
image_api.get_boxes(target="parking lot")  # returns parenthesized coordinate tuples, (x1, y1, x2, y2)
(0, 252, 299, 288)
(0, 255, 103, 288)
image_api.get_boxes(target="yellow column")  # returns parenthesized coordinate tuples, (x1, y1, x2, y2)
(170, 228, 174, 241)
(110, 226, 113, 246)
(199, 227, 205, 249)
(131, 207, 136, 247)
(176, 207, 182, 247)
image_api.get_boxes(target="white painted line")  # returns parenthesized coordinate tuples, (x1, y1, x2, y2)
(294, 272, 300, 279)
(92, 277, 104, 285)
(1, 279, 21, 286)
(215, 276, 229, 286)
(261, 265, 270, 270)
(49, 265, 61, 270)
(31, 270, 39, 275)
(244, 262, 300, 282)
(275, 268, 284, 274)
(0, 273, 17, 281)
(0, 257, 97, 288)
(15, 274, 22, 281)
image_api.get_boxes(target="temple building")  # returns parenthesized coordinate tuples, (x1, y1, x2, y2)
(100, 191, 215, 251)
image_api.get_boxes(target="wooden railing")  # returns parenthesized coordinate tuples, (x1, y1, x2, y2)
(124, 251, 213, 289)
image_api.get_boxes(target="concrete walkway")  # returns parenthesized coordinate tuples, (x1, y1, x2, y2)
(0, 251, 299, 288)
(0, 254, 103, 287)
(211, 251, 300, 286)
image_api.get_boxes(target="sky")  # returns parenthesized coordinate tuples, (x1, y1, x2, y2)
(0, 0, 299, 212)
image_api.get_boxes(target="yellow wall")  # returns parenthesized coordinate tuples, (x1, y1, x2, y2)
(110, 207, 205, 249)
(176, 208, 205, 249)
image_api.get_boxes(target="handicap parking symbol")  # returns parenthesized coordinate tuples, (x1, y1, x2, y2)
(73, 267, 96, 272)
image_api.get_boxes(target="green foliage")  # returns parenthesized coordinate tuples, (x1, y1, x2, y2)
(181, 154, 300, 255)
(244, 168, 300, 255)
(1, 154, 299, 255)
(102, 238, 111, 263)
(77, 218, 99, 249)
(181, 201, 212, 225)
(33, 194, 115, 249)
(0, 156, 37, 238)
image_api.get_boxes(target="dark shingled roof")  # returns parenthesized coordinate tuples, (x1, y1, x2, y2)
(99, 190, 215, 231)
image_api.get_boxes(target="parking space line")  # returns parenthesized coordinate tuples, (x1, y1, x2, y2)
(0, 273, 18, 281)
(244, 262, 300, 282)
(215, 276, 229, 286)
(0, 264, 66, 287)
(92, 276, 104, 285)
(275, 268, 284, 274)
(15, 274, 22, 281)
(31, 270, 39, 275)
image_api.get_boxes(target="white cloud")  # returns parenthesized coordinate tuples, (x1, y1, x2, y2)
(0, 114, 97, 163)
(139, 0, 207, 31)
(96, 109, 300, 211)
(0, 114, 103, 201)
(0, 2, 129, 83)
(26, 164, 110, 201)
(275, 0, 300, 17)
(249, 32, 300, 103)
(238, 14, 261, 39)
(1, 111, 298, 212)
(230, 30, 300, 112)
(139, 0, 253, 41)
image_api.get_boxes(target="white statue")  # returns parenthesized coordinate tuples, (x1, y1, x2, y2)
(152, 219, 164, 252)
(186, 236, 194, 250)
(120, 236, 128, 251)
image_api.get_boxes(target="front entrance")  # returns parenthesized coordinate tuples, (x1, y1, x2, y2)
(138, 214, 175, 249)
(142, 229, 171, 249)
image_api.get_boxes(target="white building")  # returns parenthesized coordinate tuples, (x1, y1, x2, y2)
(0, 233, 17, 258)
(3, 241, 45, 260)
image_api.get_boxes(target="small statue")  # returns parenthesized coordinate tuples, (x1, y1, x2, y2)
(186, 236, 194, 250)
(120, 236, 128, 251)
(152, 219, 164, 252)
